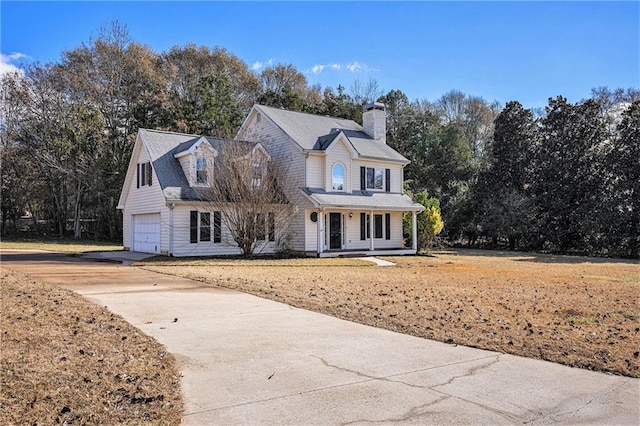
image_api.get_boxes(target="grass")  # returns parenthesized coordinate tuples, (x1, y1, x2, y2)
(0, 269, 183, 425)
(0, 238, 123, 253)
(137, 250, 640, 377)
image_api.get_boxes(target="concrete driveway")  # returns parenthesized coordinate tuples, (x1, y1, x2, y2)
(2, 250, 638, 425)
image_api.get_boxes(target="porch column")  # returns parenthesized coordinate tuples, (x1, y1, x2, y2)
(317, 209, 323, 255)
(412, 211, 418, 251)
(369, 210, 375, 251)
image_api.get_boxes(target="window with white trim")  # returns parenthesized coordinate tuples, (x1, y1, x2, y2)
(366, 167, 384, 190)
(251, 162, 263, 188)
(137, 162, 152, 188)
(332, 163, 345, 191)
(190, 210, 222, 243)
(196, 157, 207, 184)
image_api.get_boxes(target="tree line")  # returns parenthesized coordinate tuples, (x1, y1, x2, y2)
(1, 22, 638, 258)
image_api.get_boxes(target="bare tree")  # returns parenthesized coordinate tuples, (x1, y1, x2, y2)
(200, 141, 296, 257)
(350, 77, 383, 106)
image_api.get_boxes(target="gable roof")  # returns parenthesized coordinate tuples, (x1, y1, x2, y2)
(134, 129, 228, 203)
(174, 136, 218, 158)
(253, 105, 409, 164)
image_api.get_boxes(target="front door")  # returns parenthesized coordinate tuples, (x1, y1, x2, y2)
(329, 213, 342, 249)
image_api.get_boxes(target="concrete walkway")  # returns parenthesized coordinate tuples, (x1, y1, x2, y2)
(1, 250, 638, 425)
(357, 256, 396, 266)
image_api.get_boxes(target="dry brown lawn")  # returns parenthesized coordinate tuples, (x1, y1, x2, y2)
(139, 250, 640, 378)
(0, 269, 183, 425)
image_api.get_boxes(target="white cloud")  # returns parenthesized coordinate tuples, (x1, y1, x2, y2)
(251, 58, 274, 71)
(0, 52, 28, 77)
(346, 62, 365, 72)
(307, 61, 370, 75)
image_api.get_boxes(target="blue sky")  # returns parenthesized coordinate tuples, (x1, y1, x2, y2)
(1, 1, 638, 109)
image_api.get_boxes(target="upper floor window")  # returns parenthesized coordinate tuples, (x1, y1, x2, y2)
(196, 157, 207, 184)
(137, 162, 152, 188)
(332, 163, 345, 191)
(360, 166, 391, 192)
(251, 162, 263, 188)
(366, 167, 383, 190)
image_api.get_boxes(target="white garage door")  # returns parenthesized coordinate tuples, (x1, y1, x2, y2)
(132, 213, 160, 254)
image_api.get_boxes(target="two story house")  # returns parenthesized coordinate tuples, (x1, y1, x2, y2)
(117, 103, 424, 257)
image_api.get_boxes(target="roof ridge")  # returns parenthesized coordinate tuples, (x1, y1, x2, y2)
(140, 128, 202, 138)
(256, 104, 362, 126)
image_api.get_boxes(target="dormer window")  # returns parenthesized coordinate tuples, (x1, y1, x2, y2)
(196, 157, 207, 184)
(251, 162, 263, 188)
(332, 163, 345, 191)
(174, 137, 217, 188)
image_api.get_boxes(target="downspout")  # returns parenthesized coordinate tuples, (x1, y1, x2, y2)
(168, 203, 175, 256)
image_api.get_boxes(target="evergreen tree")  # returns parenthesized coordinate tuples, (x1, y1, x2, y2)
(533, 96, 607, 253)
(608, 101, 640, 257)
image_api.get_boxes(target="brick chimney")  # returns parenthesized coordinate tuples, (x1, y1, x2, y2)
(363, 102, 386, 144)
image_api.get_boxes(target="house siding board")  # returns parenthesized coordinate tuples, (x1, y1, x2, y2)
(305, 209, 318, 251)
(306, 156, 324, 188)
(170, 205, 278, 257)
(345, 210, 403, 250)
(238, 112, 310, 252)
(347, 213, 370, 250)
(177, 155, 193, 186)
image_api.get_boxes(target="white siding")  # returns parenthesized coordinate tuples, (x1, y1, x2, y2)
(177, 155, 193, 186)
(305, 209, 318, 252)
(122, 144, 169, 254)
(345, 211, 404, 250)
(170, 205, 280, 257)
(238, 113, 311, 252)
(306, 155, 324, 188)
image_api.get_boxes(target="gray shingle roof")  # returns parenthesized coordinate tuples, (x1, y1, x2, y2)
(139, 129, 222, 202)
(302, 188, 424, 211)
(256, 105, 409, 164)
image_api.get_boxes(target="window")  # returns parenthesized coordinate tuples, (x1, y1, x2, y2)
(332, 163, 345, 191)
(137, 162, 152, 188)
(251, 162, 262, 188)
(200, 212, 211, 242)
(253, 212, 274, 241)
(361, 167, 388, 190)
(196, 157, 207, 184)
(374, 214, 383, 239)
(190, 210, 221, 244)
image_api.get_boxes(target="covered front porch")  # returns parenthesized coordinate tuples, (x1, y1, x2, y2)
(301, 189, 425, 257)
